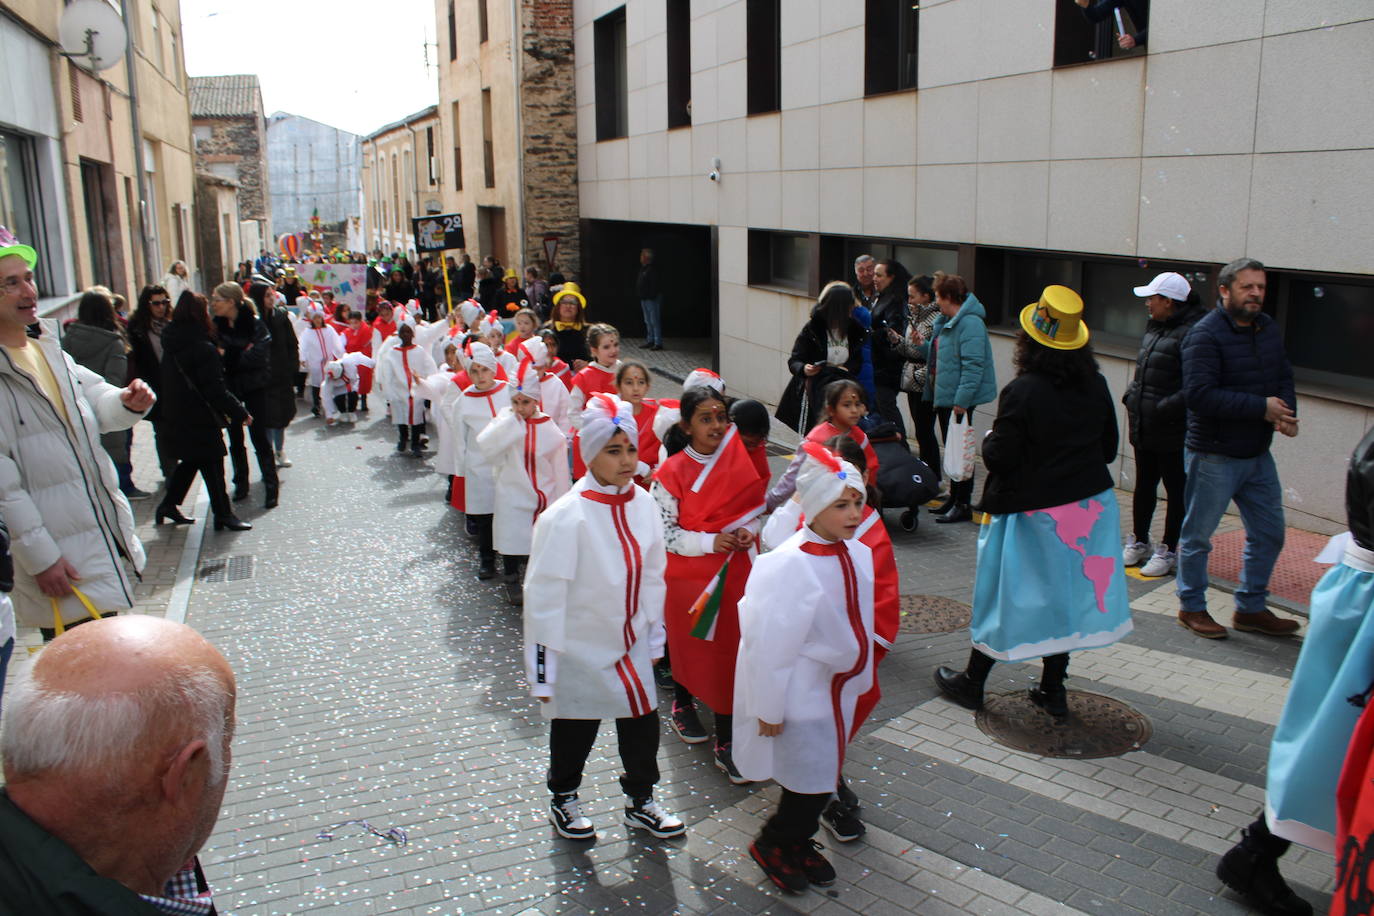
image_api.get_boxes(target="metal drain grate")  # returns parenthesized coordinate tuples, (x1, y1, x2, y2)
(198, 555, 256, 583)
(975, 690, 1152, 759)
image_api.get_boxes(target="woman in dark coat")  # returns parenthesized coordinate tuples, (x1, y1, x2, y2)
(127, 285, 174, 479)
(774, 281, 868, 434)
(383, 269, 415, 307)
(211, 282, 279, 510)
(61, 289, 141, 497)
(249, 281, 299, 469)
(1120, 273, 1206, 577)
(155, 292, 252, 531)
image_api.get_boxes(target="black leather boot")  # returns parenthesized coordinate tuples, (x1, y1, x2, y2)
(1216, 820, 1312, 916)
(263, 479, 279, 510)
(934, 649, 995, 710)
(1029, 653, 1070, 720)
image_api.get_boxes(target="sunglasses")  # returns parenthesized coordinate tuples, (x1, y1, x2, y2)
(150, 299, 171, 306)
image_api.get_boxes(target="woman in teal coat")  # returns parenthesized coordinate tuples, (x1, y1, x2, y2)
(915, 274, 997, 523)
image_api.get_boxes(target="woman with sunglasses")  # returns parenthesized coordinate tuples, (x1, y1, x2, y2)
(127, 285, 175, 481)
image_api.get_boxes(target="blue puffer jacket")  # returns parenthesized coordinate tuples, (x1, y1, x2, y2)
(1181, 307, 1295, 459)
(920, 293, 998, 409)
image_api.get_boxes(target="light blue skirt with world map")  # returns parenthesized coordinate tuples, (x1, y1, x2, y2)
(971, 488, 1133, 662)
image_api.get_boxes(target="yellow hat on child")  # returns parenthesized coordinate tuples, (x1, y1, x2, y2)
(1019, 285, 1090, 351)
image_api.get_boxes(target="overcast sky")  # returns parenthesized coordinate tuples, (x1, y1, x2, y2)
(180, 0, 439, 137)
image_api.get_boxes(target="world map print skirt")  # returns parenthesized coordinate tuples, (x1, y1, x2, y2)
(970, 488, 1133, 662)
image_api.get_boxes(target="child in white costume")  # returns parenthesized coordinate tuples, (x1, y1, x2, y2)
(476, 353, 571, 604)
(375, 322, 439, 456)
(320, 352, 375, 424)
(736, 441, 876, 895)
(523, 394, 685, 841)
(512, 338, 572, 435)
(298, 306, 345, 417)
(448, 342, 512, 580)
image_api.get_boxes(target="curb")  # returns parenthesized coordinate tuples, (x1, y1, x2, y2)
(163, 487, 210, 626)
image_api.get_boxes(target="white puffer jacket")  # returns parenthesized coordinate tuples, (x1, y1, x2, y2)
(0, 319, 148, 628)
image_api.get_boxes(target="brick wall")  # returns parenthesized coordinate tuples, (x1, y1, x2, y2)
(519, 0, 579, 278)
(192, 115, 271, 230)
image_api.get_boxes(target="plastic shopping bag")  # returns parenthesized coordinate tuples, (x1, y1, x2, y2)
(943, 414, 975, 482)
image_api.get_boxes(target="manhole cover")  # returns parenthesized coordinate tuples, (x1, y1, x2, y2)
(898, 595, 972, 634)
(976, 690, 1152, 758)
(197, 555, 256, 583)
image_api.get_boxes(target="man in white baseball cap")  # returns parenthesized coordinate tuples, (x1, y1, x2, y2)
(1132, 272, 1193, 302)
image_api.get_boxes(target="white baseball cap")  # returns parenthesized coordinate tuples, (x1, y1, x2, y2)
(1133, 272, 1192, 302)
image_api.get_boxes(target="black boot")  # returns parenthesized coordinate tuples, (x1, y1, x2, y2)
(154, 503, 195, 526)
(206, 468, 251, 532)
(477, 555, 497, 580)
(934, 649, 995, 710)
(1029, 653, 1070, 720)
(936, 503, 973, 524)
(929, 495, 956, 516)
(1216, 820, 1312, 916)
(397, 425, 409, 453)
(263, 478, 279, 510)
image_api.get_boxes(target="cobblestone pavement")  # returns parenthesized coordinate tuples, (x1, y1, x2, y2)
(3, 386, 1336, 915)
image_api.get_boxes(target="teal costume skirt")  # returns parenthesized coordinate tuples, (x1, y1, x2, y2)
(971, 488, 1133, 662)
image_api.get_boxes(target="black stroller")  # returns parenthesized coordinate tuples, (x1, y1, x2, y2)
(866, 421, 940, 531)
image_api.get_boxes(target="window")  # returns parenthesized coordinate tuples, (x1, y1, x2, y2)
(451, 102, 463, 191)
(593, 8, 628, 141)
(746, 0, 781, 115)
(69, 61, 83, 122)
(748, 230, 811, 292)
(833, 237, 958, 285)
(1, 129, 54, 294)
(478, 0, 489, 43)
(192, 125, 212, 145)
(448, 1, 457, 60)
(666, 0, 691, 129)
(172, 202, 186, 262)
(142, 140, 161, 281)
(150, 9, 164, 71)
(1054, 0, 1148, 67)
(391, 154, 400, 230)
(170, 32, 180, 87)
(481, 89, 495, 187)
(80, 159, 116, 290)
(864, 0, 919, 95)
(1281, 274, 1374, 394)
(426, 126, 437, 185)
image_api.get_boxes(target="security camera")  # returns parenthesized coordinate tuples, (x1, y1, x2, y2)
(708, 169, 720, 182)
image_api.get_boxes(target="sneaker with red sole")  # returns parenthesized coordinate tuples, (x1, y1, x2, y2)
(749, 839, 808, 894)
(797, 840, 836, 887)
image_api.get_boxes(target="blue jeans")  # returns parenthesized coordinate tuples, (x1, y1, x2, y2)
(1176, 450, 1285, 616)
(640, 296, 662, 346)
(0, 635, 13, 721)
(266, 427, 285, 452)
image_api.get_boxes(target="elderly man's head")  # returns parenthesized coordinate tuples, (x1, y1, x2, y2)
(854, 255, 875, 292)
(0, 253, 39, 332)
(1, 616, 236, 895)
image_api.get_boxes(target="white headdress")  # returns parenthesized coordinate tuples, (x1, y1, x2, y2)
(796, 441, 865, 523)
(578, 393, 638, 467)
(467, 341, 498, 372)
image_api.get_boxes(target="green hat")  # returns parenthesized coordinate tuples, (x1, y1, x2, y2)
(0, 225, 37, 269)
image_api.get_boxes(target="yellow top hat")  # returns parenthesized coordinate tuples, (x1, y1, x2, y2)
(552, 281, 586, 310)
(502, 267, 518, 281)
(1019, 285, 1090, 351)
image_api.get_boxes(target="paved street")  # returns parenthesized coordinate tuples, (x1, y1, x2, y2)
(3, 382, 1335, 915)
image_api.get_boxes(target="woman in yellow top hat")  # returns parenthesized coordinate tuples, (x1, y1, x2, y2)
(933, 285, 1132, 721)
(545, 282, 590, 369)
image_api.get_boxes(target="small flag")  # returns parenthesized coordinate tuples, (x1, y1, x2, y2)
(689, 558, 730, 640)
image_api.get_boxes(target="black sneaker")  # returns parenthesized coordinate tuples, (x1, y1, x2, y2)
(821, 800, 866, 843)
(504, 574, 523, 606)
(835, 779, 860, 812)
(549, 792, 594, 840)
(653, 660, 674, 688)
(477, 557, 497, 580)
(750, 839, 808, 894)
(122, 486, 153, 501)
(669, 702, 709, 744)
(797, 840, 837, 887)
(1216, 839, 1313, 915)
(464, 516, 479, 537)
(623, 796, 686, 838)
(713, 742, 752, 785)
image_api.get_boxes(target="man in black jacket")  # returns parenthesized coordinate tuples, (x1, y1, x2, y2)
(637, 248, 663, 351)
(1176, 258, 1299, 640)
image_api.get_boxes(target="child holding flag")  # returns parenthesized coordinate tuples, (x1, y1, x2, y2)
(651, 385, 771, 783)
(523, 394, 685, 841)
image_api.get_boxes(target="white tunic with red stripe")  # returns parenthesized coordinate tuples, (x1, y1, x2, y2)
(476, 407, 571, 555)
(447, 381, 512, 515)
(523, 474, 668, 720)
(299, 325, 345, 387)
(733, 525, 875, 793)
(376, 344, 439, 426)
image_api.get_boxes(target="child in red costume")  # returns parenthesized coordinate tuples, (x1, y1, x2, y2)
(342, 312, 374, 413)
(616, 360, 660, 488)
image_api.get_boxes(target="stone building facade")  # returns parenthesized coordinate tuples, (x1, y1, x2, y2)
(361, 106, 443, 258)
(189, 74, 271, 250)
(430, 0, 579, 276)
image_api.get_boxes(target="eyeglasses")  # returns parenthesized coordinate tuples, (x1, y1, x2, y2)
(150, 298, 171, 306)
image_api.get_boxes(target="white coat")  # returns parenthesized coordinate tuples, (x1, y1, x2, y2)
(523, 474, 668, 719)
(733, 526, 876, 794)
(376, 344, 439, 426)
(540, 374, 572, 436)
(476, 407, 571, 556)
(0, 321, 148, 627)
(448, 381, 511, 514)
(320, 353, 375, 419)
(298, 325, 345, 388)
(418, 371, 466, 477)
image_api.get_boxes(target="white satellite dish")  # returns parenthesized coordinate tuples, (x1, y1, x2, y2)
(59, 0, 128, 72)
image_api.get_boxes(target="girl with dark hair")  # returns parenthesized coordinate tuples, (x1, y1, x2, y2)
(211, 282, 279, 510)
(775, 282, 868, 434)
(889, 275, 943, 482)
(127, 285, 174, 479)
(63, 289, 143, 498)
(652, 385, 770, 782)
(156, 292, 252, 531)
(934, 286, 1130, 722)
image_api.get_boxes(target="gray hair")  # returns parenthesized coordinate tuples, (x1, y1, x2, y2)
(1219, 258, 1265, 289)
(1, 664, 232, 787)
(854, 254, 875, 269)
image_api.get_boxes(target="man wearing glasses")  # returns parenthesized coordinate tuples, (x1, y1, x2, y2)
(0, 226, 155, 642)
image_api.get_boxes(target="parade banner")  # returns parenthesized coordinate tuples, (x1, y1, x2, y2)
(304, 264, 367, 310)
(412, 213, 466, 252)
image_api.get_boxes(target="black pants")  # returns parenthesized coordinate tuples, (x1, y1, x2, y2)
(228, 420, 278, 494)
(1132, 447, 1186, 550)
(397, 423, 427, 450)
(295, 371, 307, 397)
(908, 392, 942, 483)
(936, 406, 976, 506)
(761, 789, 831, 846)
(504, 554, 525, 576)
(548, 711, 661, 799)
(310, 386, 321, 414)
(150, 420, 176, 479)
(873, 384, 906, 437)
(333, 391, 359, 415)
(470, 512, 494, 560)
(164, 454, 233, 520)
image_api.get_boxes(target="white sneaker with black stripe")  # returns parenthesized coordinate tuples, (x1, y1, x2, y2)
(623, 796, 686, 838)
(549, 792, 595, 839)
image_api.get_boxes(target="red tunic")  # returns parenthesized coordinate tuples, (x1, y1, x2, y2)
(548, 358, 573, 391)
(372, 317, 397, 343)
(634, 399, 662, 488)
(806, 421, 879, 478)
(850, 505, 900, 733)
(343, 324, 374, 395)
(656, 428, 770, 713)
(572, 362, 618, 404)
